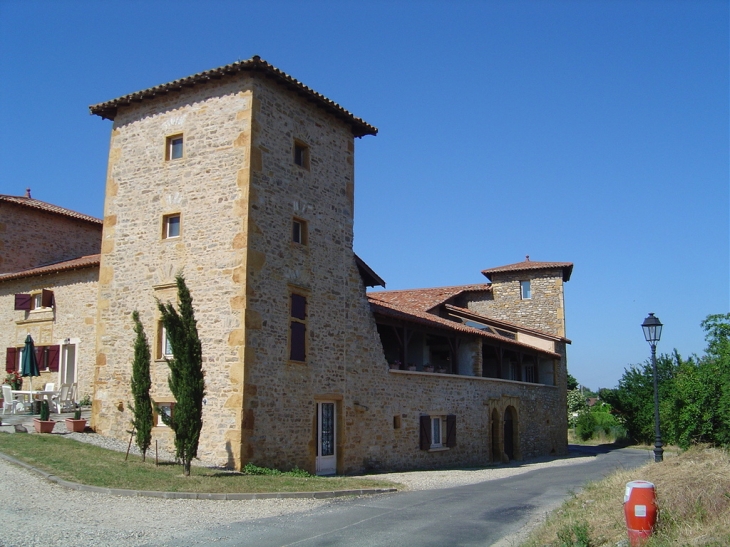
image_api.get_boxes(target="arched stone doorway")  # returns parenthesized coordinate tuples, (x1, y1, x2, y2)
(504, 406, 516, 461)
(491, 408, 500, 462)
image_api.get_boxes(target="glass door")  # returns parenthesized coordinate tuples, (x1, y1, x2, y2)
(316, 402, 336, 475)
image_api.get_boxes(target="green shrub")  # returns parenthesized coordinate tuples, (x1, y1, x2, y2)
(575, 412, 596, 441)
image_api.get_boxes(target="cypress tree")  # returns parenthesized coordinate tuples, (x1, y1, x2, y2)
(157, 274, 205, 476)
(130, 310, 153, 461)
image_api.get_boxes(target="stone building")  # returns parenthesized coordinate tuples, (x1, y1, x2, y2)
(1, 194, 101, 399)
(1, 57, 573, 475)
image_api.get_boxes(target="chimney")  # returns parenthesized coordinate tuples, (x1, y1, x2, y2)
(25, 188, 32, 199)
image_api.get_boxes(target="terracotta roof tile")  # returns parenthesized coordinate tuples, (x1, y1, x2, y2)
(368, 284, 491, 313)
(369, 297, 560, 357)
(0, 255, 100, 282)
(481, 257, 573, 282)
(0, 195, 102, 225)
(89, 56, 378, 138)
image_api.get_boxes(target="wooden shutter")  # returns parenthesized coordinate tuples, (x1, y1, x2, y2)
(47, 345, 60, 372)
(419, 415, 432, 450)
(35, 346, 46, 369)
(290, 322, 306, 361)
(5, 347, 17, 372)
(41, 289, 54, 308)
(446, 414, 457, 447)
(291, 294, 306, 320)
(14, 294, 31, 311)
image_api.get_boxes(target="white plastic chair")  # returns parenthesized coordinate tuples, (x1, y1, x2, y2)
(43, 383, 54, 392)
(2, 384, 23, 415)
(51, 384, 74, 414)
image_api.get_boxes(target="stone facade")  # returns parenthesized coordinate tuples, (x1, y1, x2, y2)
(471, 269, 568, 337)
(0, 265, 98, 400)
(88, 58, 571, 474)
(0, 196, 102, 275)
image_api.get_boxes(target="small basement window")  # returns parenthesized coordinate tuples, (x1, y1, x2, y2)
(166, 134, 184, 160)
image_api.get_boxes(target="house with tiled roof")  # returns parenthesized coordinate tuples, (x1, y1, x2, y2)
(1, 191, 102, 402)
(3, 57, 573, 474)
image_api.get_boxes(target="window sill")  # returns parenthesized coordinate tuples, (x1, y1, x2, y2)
(428, 447, 450, 453)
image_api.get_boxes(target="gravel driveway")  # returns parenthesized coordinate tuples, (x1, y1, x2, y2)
(0, 430, 594, 547)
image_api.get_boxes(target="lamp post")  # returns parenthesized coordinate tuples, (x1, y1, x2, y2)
(642, 313, 663, 463)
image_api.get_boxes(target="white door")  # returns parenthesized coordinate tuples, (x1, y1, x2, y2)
(60, 343, 77, 388)
(316, 402, 336, 475)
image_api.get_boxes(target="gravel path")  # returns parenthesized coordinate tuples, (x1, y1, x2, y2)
(0, 429, 595, 547)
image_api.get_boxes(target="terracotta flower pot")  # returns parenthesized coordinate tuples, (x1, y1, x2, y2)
(65, 418, 86, 433)
(33, 419, 55, 434)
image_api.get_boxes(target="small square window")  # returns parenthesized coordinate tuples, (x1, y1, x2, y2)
(293, 141, 309, 169)
(520, 280, 531, 300)
(292, 218, 308, 245)
(32, 293, 43, 310)
(163, 214, 181, 239)
(166, 135, 184, 161)
(154, 400, 175, 427)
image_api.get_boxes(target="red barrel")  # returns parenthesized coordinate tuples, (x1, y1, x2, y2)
(623, 480, 657, 546)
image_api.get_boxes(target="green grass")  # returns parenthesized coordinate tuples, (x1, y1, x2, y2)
(0, 433, 400, 494)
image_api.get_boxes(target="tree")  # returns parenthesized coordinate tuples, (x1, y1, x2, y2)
(130, 310, 153, 461)
(157, 274, 205, 476)
(567, 389, 587, 428)
(700, 313, 730, 445)
(567, 372, 579, 391)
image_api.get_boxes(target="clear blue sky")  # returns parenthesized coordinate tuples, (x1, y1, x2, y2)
(1, 1, 727, 390)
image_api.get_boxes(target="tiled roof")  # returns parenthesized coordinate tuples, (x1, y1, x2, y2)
(367, 284, 491, 313)
(0, 195, 102, 225)
(89, 56, 378, 138)
(0, 255, 100, 282)
(369, 297, 560, 357)
(481, 257, 573, 282)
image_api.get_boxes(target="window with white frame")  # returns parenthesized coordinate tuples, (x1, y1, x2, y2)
(520, 280, 531, 300)
(154, 399, 175, 427)
(162, 213, 181, 239)
(166, 134, 184, 160)
(158, 323, 173, 359)
(292, 218, 308, 245)
(420, 413, 456, 450)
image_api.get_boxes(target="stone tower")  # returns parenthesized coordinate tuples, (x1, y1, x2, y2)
(89, 57, 377, 469)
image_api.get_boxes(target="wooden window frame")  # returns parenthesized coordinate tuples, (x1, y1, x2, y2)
(165, 134, 184, 161)
(153, 398, 176, 427)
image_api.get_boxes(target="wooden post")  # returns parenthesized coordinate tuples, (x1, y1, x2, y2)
(125, 427, 135, 461)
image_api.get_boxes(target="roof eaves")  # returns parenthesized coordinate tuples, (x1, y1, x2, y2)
(0, 255, 100, 282)
(89, 56, 378, 138)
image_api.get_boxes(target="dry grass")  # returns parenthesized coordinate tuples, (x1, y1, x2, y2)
(522, 446, 730, 546)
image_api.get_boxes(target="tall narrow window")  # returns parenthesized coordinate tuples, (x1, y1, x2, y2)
(158, 323, 173, 359)
(292, 218, 307, 245)
(293, 140, 309, 169)
(166, 134, 184, 160)
(289, 293, 307, 362)
(163, 214, 181, 239)
(520, 280, 531, 300)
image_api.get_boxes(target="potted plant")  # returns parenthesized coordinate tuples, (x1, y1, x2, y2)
(407, 363, 417, 371)
(423, 363, 434, 373)
(33, 400, 55, 433)
(65, 406, 86, 433)
(389, 360, 402, 370)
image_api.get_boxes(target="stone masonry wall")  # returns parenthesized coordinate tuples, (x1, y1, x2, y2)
(0, 267, 98, 399)
(92, 74, 254, 465)
(0, 202, 102, 275)
(469, 269, 567, 337)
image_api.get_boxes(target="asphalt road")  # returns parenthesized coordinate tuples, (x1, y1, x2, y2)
(158, 445, 651, 547)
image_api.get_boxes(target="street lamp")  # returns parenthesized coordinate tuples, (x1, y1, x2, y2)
(642, 313, 663, 462)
